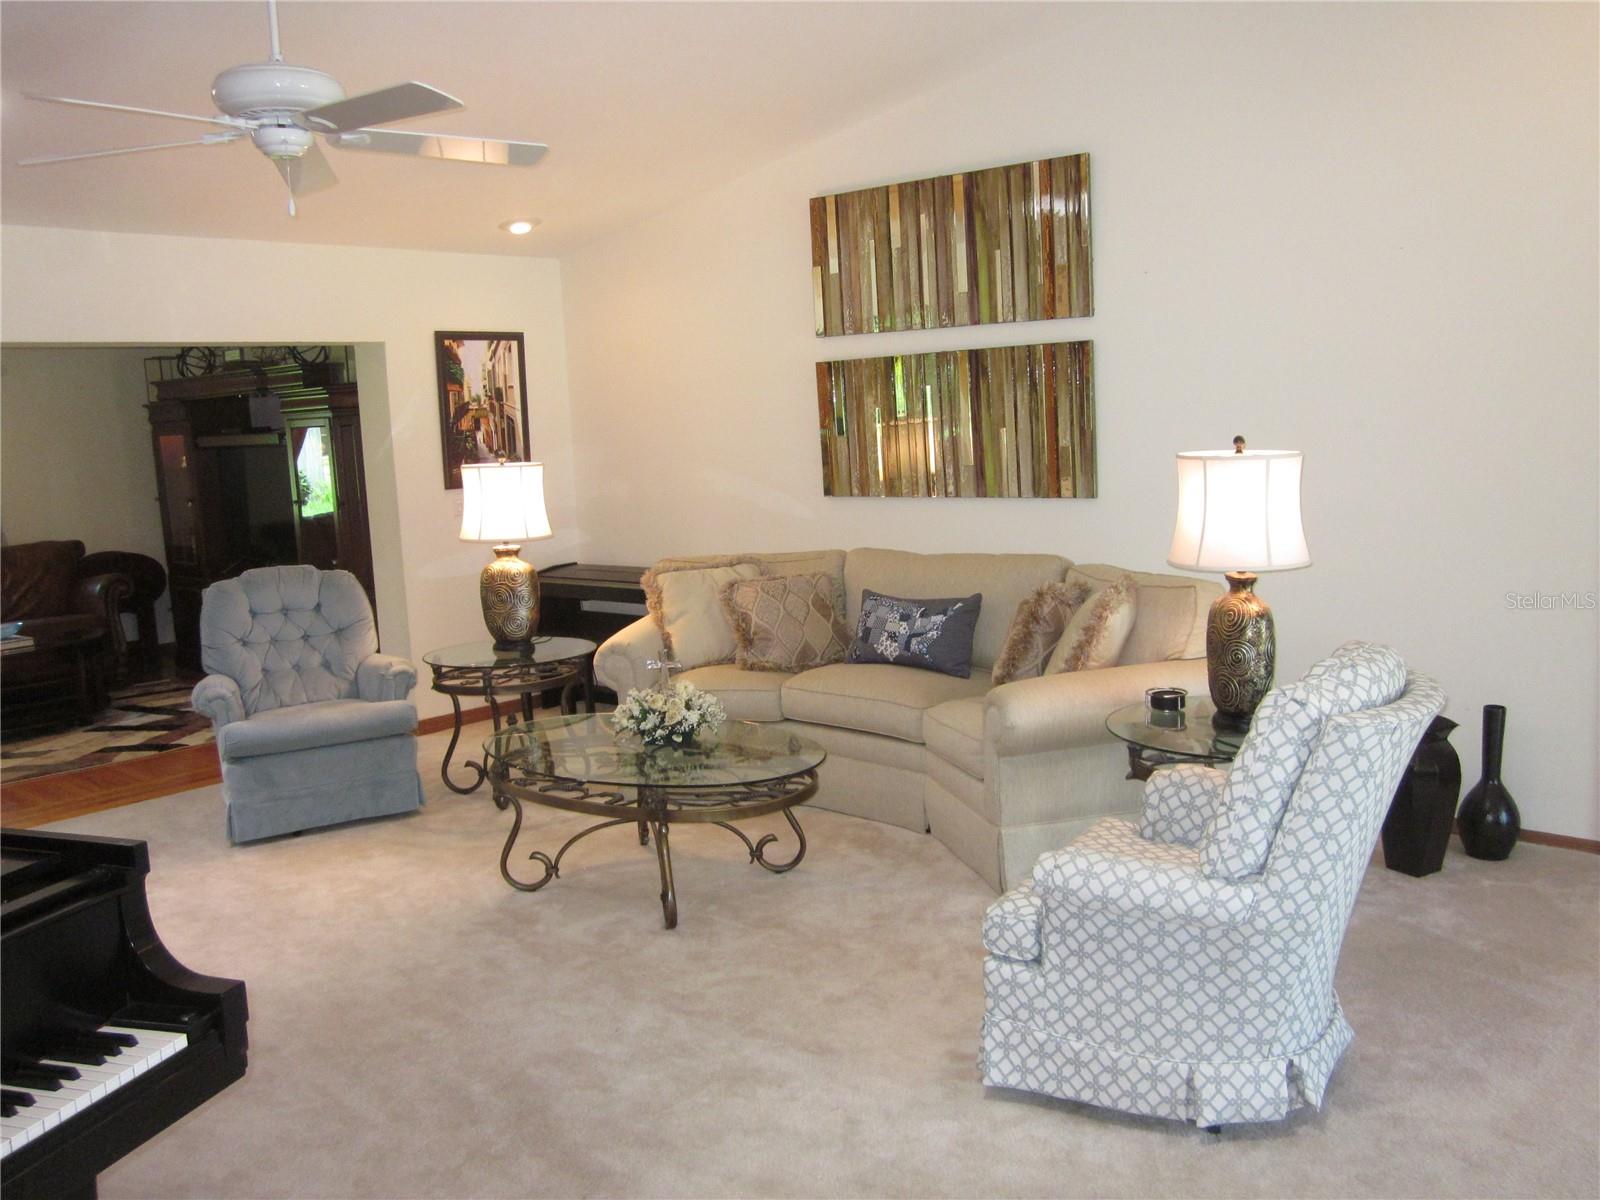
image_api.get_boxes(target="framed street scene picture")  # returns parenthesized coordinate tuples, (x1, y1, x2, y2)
(434, 331, 531, 489)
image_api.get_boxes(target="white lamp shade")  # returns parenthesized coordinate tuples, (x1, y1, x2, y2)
(459, 460, 553, 543)
(1167, 449, 1310, 573)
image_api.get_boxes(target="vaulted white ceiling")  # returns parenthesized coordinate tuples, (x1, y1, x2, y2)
(1, 1, 1042, 257)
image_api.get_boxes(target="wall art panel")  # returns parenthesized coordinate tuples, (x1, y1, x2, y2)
(817, 341, 1094, 499)
(810, 154, 1092, 337)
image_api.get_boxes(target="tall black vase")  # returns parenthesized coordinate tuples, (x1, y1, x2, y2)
(1456, 704, 1520, 860)
(1381, 715, 1461, 877)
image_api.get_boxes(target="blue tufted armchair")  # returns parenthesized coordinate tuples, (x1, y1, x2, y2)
(191, 565, 424, 844)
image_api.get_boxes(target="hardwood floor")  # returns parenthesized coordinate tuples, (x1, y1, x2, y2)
(1, 742, 222, 828)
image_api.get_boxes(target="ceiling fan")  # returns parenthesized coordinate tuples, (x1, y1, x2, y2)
(16, 0, 547, 215)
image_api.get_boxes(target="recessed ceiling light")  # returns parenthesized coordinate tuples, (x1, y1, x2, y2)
(500, 218, 539, 235)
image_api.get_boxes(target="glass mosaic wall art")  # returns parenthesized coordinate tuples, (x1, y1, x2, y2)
(810, 154, 1092, 337)
(816, 341, 1095, 499)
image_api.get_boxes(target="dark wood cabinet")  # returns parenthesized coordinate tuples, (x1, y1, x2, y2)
(148, 369, 374, 672)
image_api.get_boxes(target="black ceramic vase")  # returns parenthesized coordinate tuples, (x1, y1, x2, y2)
(1456, 704, 1520, 860)
(1381, 715, 1461, 877)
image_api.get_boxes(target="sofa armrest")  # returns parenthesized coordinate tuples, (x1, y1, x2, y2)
(1139, 763, 1229, 847)
(982, 882, 1043, 963)
(985, 657, 1210, 758)
(1032, 817, 1257, 930)
(71, 572, 133, 657)
(191, 674, 246, 732)
(357, 653, 418, 702)
(594, 615, 664, 697)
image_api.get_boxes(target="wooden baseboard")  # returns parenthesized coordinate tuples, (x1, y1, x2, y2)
(0, 742, 221, 829)
(416, 706, 495, 736)
(1519, 828, 1600, 854)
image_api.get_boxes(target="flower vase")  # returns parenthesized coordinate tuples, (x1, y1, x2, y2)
(1456, 704, 1519, 861)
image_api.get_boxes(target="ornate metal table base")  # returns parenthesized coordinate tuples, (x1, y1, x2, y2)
(491, 773, 816, 930)
(425, 639, 596, 795)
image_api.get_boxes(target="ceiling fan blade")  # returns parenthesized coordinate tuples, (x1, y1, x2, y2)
(331, 128, 547, 167)
(17, 133, 243, 166)
(299, 82, 462, 134)
(273, 142, 339, 196)
(24, 93, 242, 129)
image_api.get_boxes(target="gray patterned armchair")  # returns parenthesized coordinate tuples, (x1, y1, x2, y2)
(191, 565, 423, 844)
(980, 642, 1444, 1126)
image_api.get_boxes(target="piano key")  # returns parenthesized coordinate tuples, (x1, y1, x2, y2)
(0, 1026, 193, 1161)
(1, 1089, 35, 1112)
(43, 1047, 106, 1066)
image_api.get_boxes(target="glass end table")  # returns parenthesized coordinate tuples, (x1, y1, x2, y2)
(423, 636, 597, 795)
(1105, 699, 1245, 782)
(483, 715, 826, 928)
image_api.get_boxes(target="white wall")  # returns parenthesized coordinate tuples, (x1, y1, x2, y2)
(0, 228, 578, 721)
(562, 3, 1599, 838)
(0, 345, 177, 641)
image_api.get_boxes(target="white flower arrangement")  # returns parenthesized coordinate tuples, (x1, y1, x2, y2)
(612, 681, 727, 748)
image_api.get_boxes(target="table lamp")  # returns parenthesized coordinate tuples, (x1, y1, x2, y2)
(1167, 437, 1310, 730)
(459, 458, 552, 650)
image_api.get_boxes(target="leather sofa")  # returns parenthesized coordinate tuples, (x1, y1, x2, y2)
(595, 548, 1221, 891)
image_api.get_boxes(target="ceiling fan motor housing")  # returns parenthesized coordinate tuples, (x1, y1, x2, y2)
(211, 62, 344, 119)
(251, 124, 315, 159)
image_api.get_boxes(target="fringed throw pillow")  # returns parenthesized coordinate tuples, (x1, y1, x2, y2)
(720, 572, 850, 672)
(641, 557, 764, 669)
(1044, 573, 1139, 674)
(991, 579, 1095, 685)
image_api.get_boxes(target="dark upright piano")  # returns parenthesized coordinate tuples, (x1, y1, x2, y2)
(1, 828, 248, 1199)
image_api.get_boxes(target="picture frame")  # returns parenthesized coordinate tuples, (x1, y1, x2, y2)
(434, 331, 531, 489)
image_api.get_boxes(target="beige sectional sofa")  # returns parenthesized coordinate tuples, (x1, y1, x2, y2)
(593, 548, 1220, 892)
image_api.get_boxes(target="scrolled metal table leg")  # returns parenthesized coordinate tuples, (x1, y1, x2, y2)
(750, 807, 807, 873)
(440, 692, 487, 795)
(497, 794, 558, 892)
(644, 790, 677, 929)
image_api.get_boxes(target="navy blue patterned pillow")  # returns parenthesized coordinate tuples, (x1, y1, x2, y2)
(848, 590, 983, 678)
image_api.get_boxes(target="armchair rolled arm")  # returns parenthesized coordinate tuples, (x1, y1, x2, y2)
(985, 658, 1210, 758)
(1032, 818, 1258, 930)
(191, 674, 246, 732)
(357, 653, 418, 701)
(594, 616, 665, 697)
(982, 882, 1043, 963)
(72, 571, 134, 657)
(1139, 763, 1229, 847)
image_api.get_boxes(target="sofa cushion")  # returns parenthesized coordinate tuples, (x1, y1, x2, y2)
(1201, 641, 1408, 881)
(781, 663, 990, 742)
(849, 589, 982, 678)
(844, 549, 1069, 669)
(991, 579, 1093, 685)
(217, 698, 418, 761)
(721, 572, 850, 672)
(675, 664, 789, 722)
(924, 695, 987, 779)
(1068, 563, 1217, 664)
(1045, 573, 1138, 674)
(642, 558, 763, 669)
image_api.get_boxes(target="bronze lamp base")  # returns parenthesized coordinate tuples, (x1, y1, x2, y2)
(480, 543, 540, 650)
(1206, 571, 1275, 731)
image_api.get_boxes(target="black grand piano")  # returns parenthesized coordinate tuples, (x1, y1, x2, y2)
(1, 829, 248, 1199)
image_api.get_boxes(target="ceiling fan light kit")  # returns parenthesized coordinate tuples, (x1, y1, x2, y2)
(18, 0, 547, 216)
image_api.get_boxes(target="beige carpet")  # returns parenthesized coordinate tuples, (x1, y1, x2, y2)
(38, 729, 1600, 1199)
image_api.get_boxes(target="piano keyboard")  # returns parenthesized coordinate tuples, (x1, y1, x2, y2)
(0, 1025, 190, 1159)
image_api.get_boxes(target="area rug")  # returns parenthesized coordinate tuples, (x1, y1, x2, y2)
(36, 729, 1600, 1199)
(1, 677, 212, 784)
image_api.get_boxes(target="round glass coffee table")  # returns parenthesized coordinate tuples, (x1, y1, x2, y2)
(1105, 699, 1246, 782)
(423, 637, 596, 794)
(483, 715, 826, 929)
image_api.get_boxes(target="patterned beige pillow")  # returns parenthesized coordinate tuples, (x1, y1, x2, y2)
(641, 557, 763, 668)
(720, 573, 850, 672)
(1044, 573, 1139, 674)
(991, 579, 1094, 685)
